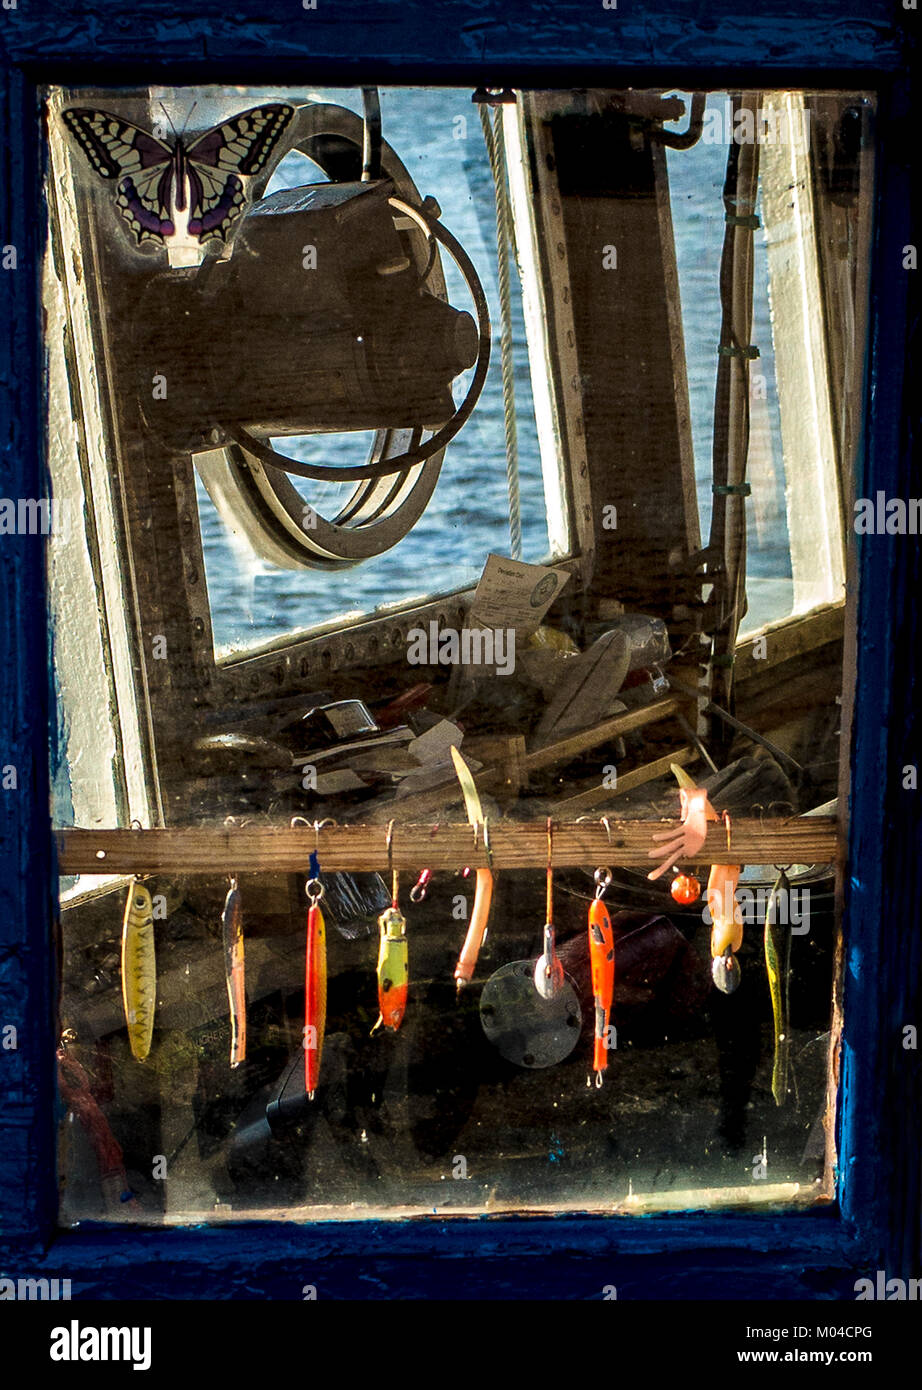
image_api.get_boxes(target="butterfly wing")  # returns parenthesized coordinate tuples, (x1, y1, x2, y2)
(62, 109, 178, 246)
(184, 103, 295, 244)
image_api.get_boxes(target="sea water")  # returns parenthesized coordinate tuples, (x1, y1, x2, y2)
(194, 89, 793, 656)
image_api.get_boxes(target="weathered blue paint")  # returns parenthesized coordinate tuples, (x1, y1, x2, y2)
(836, 67, 921, 1277)
(0, 1, 917, 1298)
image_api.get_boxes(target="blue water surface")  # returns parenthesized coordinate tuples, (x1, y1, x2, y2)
(196, 90, 792, 655)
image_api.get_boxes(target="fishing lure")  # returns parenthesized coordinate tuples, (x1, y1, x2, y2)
(57, 1031, 138, 1211)
(304, 853, 327, 1097)
(373, 825, 409, 1032)
(647, 765, 744, 992)
(455, 869, 493, 989)
(707, 860, 743, 993)
(373, 905, 409, 1033)
(764, 868, 793, 1104)
(670, 872, 701, 905)
(221, 876, 246, 1068)
(588, 868, 615, 1085)
(120, 878, 156, 1062)
(535, 819, 564, 999)
(450, 746, 494, 989)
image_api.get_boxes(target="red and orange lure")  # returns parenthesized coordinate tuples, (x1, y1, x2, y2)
(372, 828, 408, 1028)
(372, 829, 409, 1033)
(588, 868, 615, 1085)
(373, 904, 408, 1032)
(303, 852, 327, 1097)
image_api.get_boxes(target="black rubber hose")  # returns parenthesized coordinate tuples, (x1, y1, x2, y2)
(222, 201, 491, 483)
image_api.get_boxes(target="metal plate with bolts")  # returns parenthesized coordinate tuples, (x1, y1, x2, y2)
(479, 960, 582, 1068)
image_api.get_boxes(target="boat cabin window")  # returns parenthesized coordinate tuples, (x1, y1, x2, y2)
(190, 88, 556, 655)
(45, 85, 873, 1223)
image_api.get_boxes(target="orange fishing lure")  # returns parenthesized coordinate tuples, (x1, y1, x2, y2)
(588, 870, 615, 1082)
(303, 857, 327, 1096)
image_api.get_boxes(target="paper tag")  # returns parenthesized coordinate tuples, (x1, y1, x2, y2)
(469, 554, 569, 640)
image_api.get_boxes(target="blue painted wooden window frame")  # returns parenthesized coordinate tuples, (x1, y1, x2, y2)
(1, 3, 917, 1298)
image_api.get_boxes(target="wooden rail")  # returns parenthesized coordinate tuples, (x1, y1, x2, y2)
(56, 817, 839, 875)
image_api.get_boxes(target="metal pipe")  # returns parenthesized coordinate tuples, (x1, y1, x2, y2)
(361, 86, 382, 181)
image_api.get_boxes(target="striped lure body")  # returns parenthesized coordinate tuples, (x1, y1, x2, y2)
(121, 879, 156, 1062)
(374, 906, 408, 1032)
(222, 883, 246, 1067)
(304, 903, 327, 1096)
(764, 870, 792, 1105)
(588, 898, 615, 1076)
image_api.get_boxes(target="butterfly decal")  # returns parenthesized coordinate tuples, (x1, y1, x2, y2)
(62, 103, 295, 248)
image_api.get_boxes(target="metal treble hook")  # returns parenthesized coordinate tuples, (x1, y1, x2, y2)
(410, 869, 432, 903)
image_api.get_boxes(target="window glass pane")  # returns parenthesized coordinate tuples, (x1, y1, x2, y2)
(47, 85, 870, 1224)
(192, 88, 551, 657)
(667, 93, 843, 635)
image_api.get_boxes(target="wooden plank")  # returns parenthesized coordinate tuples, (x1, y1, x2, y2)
(524, 696, 681, 773)
(57, 817, 838, 875)
(734, 603, 845, 683)
(555, 745, 697, 815)
(360, 695, 684, 821)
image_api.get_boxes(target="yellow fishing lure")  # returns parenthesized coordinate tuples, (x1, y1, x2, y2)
(372, 906, 408, 1033)
(764, 869, 792, 1106)
(121, 878, 156, 1062)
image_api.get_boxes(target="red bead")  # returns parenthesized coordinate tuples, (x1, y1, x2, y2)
(670, 873, 701, 905)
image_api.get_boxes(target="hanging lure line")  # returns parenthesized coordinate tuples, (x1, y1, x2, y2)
(535, 818, 564, 999)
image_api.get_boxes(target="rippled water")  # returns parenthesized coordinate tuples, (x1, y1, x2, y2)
(196, 90, 792, 655)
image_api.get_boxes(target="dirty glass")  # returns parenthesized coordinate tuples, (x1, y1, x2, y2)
(192, 88, 551, 656)
(45, 86, 872, 1223)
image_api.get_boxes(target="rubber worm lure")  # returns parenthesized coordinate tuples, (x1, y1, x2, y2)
(455, 869, 493, 990)
(121, 878, 156, 1062)
(588, 869, 615, 1085)
(373, 861, 409, 1032)
(222, 876, 246, 1068)
(304, 852, 327, 1098)
(764, 868, 793, 1105)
